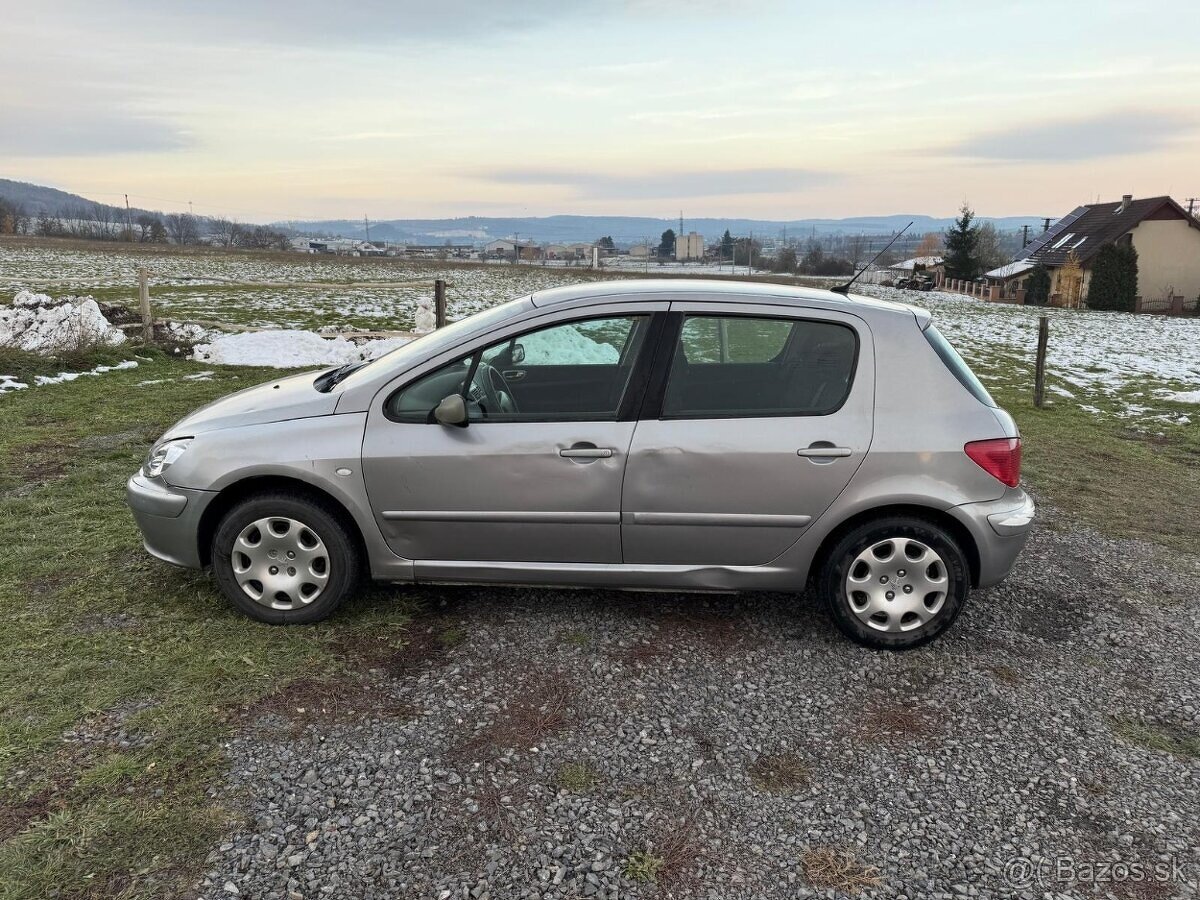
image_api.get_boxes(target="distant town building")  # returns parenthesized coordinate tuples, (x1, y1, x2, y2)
(628, 243, 652, 258)
(984, 195, 1200, 306)
(485, 238, 542, 260)
(675, 231, 705, 261)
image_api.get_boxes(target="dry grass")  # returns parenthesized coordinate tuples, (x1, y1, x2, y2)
(232, 676, 415, 733)
(453, 674, 576, 760)
(856, 705, 940, 745)
(748, 752, 812, 793)
(801, 846, 881, 894)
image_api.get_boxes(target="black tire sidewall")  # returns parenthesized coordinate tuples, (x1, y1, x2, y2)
(820, 516, 969, 650)
(211, 493, 360, 625)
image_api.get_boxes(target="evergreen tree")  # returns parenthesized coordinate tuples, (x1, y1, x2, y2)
(1087, 243, 1138, 311)
(1024, 263, 1051, 306)
(658, 228, 676, 258)
(943, 204, 982, 280)
(720, 229, 734, 259)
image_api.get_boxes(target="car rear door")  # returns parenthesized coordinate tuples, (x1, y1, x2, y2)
(361, 305, 665, 565)
(621, 302, 874, 566)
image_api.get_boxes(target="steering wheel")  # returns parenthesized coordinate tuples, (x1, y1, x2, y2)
(473, 361, 519, 417)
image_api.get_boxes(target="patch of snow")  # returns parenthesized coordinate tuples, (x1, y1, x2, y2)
(0, 374, 29, 393)
(1164, 389, 1200, 404)
(1, 291, 126, 352)
(192, 330, 412, 368)
(521, 323, 619, 365)
(32, 360, 138, 386)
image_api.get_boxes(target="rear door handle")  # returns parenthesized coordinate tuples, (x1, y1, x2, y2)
(797, 446, 852, 458)
(501, 370, 526, 380)
(560, 447, 613, 459)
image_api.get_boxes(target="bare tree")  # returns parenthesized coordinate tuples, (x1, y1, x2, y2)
(209, 217, 239, 248)
(975, 222, 1008, 273)
(165, 213, 200, 245)
(135, 213, 159, 242)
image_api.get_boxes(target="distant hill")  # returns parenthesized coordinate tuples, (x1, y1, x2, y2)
(284, 213, 1046, 246)
(1, 176, 1045, 246)
(0, 178, 158, 220)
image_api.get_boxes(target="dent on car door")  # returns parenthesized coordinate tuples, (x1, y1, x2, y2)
(621, 307, 873, 566)
(360, 309, 664, 564)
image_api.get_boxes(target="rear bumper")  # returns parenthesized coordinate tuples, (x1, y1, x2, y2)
(950, 489, 1035, 589)
(126, 473, 215, 569)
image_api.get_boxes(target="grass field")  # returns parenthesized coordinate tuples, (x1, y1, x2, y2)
(1, 239, 1198, 897)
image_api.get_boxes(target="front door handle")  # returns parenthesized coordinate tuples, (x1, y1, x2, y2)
(560, 447, 613, 459)
(501, 370, 526, 381)
(797, 446, 852, 458)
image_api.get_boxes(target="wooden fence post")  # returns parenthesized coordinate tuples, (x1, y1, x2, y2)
(434, 279, 447, 329)
(1034, 315, 1048, 408)
(138, 267, 154, 345)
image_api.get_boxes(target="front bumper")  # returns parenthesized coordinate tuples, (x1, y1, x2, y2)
(126, 472, 215, 569)
(949, 488, 1036, 589)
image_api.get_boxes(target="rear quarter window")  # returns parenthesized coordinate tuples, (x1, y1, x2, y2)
(923, 324, 996, 407)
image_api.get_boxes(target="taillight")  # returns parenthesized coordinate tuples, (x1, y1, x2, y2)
(964, 437, 1021, 487)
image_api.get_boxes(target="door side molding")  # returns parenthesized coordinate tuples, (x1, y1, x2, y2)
(626, 512, 811, 527)
(381, 509, 620, 525)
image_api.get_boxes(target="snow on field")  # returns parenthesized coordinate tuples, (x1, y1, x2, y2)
(0, 375, 28, 393)
(192, 331, 411, 368)
(0, 360, 139, 396)
(858, 285, 1200, 426)
(0, 290, 126, 352)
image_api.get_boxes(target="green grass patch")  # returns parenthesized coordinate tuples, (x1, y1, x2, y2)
(990, 381, 1200, 555)
(1111, 719, 1200, 760)
(0, 356, 414, 899)
(623, 849, 664, 883)
(556, 762, 601, 792)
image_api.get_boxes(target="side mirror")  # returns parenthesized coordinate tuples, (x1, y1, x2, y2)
(511, 342, 525, 364)
(433, 394, 468, 427)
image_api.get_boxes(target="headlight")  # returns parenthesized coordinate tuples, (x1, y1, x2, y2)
(144, 439, 191, 478)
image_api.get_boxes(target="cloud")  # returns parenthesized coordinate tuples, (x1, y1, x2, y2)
(53, 0, 589, 46)
(943, 110, 1191, 161)
(0, 108, 191, 157)
(474, 167, 837, 198)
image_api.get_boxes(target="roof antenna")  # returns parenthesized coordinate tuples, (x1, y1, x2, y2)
(831, 221, 913, 295)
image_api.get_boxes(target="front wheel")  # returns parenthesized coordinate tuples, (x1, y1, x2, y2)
(819, 516, 970, 650)
(211, 491, 362, 624)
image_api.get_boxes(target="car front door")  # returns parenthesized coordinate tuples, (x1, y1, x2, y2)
(621, 303, 873, 566)
(362, 306, 664, 565)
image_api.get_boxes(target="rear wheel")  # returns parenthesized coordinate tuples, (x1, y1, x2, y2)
(819, 516, 969, 649)
(211, 492, 362, 624)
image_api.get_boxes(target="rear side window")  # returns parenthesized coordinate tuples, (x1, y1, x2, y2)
(923, 325, 996, 407)
(662, 315, 858, 418)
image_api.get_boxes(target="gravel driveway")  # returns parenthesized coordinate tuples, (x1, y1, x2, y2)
(195, 505, 1200, 899)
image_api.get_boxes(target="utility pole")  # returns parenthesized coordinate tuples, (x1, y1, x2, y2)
(124, 193, 133, 240)
(188, 201, 193, 217)
(364, 215, 371, 243)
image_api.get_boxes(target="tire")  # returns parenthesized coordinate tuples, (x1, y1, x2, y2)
(211, 491, 362, 624)
(819, 516, 969, 650)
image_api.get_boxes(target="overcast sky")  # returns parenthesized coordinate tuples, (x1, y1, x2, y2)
(2, 0, 1197, 222)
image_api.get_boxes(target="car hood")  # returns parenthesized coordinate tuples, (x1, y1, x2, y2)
(161, 370, 337, 439)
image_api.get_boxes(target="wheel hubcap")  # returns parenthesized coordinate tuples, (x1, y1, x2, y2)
(231, 517, 330, 610)
(844, 537, 948, 633)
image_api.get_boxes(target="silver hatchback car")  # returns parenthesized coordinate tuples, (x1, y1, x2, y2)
(127, 280, 1033, 649)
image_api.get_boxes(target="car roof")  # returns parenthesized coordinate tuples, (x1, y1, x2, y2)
(528, 277, 928, 325)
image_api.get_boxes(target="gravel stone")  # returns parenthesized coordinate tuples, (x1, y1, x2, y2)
(193, 502, 1200, 898)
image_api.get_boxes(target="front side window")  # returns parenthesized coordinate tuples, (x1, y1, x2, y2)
(387, 315, 649, 423)
(662, 314, 857, 418)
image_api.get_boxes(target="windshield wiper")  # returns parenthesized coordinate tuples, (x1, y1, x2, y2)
(314, 362, 364, 392)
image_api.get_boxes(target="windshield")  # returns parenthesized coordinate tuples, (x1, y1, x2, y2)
(331, 297, 532, 390)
